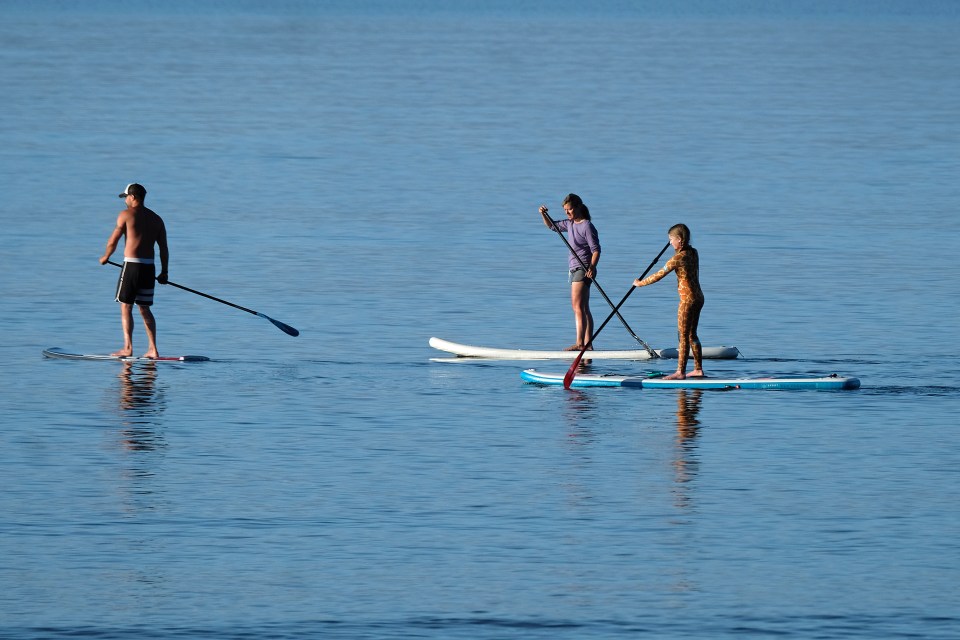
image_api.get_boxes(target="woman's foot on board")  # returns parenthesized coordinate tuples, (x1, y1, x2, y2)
(564, 344, 582, 351)
(687, 369, 705, 378)
(111, 349, 132, 357)
(663, 371, 686, 380)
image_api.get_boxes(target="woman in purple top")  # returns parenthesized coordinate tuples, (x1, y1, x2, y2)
(539, 193, 601, 350)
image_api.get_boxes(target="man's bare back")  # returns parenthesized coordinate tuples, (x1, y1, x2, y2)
(100, 205, 168, 264)
(120, 206, 166, 259)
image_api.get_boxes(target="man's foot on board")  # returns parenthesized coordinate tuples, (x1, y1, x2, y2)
(142, 351, 159, 359)
(564, 344, 582, 351)
(663, 371, 686, 380)
(111, 349, 133, 357)
(687, 370, 705, 378)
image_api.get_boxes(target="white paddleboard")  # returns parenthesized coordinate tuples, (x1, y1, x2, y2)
(429, 337, 740, 361)
(520, 368, 860, 390)
(43, 347, 209, 363)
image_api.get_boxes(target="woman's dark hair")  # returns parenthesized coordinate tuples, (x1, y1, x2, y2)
(562, 193, 591, 220)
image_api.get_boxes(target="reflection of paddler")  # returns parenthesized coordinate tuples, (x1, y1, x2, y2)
(117, 362, 165, 451)
(118, 362, 158, 412)
(675, 389, 703, 442)
(672, 389, 703, 508)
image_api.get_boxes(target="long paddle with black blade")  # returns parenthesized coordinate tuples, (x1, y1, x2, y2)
(541, 209, 657, 358)
(563, 241, 671, 389)
(107, 260, 299, 337)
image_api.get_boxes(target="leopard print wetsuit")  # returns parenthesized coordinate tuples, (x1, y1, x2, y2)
(636, 245, 704, 373)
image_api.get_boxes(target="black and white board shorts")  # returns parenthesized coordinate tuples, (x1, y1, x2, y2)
(115, 258, 156, 306)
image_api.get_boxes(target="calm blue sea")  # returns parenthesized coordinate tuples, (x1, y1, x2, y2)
(2, 1, 959, 638)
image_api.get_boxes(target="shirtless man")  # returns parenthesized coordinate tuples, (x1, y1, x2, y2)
(99, 183, 169, 358)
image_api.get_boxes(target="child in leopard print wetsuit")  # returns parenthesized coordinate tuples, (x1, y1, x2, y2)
(634, 224, 705, 380)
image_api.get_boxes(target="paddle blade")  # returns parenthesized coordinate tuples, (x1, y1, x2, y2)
(563, 352, 585, 389)
(259, 313, 300, 337)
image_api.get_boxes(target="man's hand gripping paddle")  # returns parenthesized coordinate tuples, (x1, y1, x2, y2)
(563, 242, 671, 389)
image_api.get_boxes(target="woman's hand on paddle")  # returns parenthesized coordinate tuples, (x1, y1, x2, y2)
(539, 205, 556, 229)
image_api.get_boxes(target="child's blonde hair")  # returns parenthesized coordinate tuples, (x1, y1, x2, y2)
(669, 223, 691, 247)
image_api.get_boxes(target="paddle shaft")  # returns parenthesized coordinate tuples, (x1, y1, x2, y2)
(542, 212, 657, 357)
(564, 241, 671, 388)
(106, 260, 299, 336)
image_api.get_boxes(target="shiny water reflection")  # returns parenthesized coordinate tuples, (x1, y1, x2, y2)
(114, 362, 166, 452)
(672, 389, 702, 510)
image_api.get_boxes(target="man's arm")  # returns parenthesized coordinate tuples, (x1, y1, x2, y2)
(99, 213, 126, 264)
(156, 218, 169, 283)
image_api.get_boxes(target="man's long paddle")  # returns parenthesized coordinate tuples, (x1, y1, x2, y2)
(107, 260, 299, 337)
(563, 241, 671, 389)
(541, 211, 657, 358)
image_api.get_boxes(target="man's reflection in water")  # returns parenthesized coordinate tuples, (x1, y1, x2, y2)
(117, 362, 166, 452)
(672, 389, 702, 509)
(114, 363, 168, 589)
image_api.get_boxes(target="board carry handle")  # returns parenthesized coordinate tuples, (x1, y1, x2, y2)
(107, 260, 299, 337)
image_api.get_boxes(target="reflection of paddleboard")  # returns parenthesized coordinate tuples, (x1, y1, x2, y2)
(42, 347, 210, 362)
(429, 337, 740, 361)
(520, 369, 861, 390)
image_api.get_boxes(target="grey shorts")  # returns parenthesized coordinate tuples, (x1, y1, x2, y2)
(569, 267, 592, 284)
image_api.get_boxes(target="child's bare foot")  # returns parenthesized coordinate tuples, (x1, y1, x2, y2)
(663, 371, 686, 380)
(111, 349, 132, 357)
(687, 370, 705, 378)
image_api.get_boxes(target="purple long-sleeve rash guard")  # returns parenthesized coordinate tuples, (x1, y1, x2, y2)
(554, 219, 601, 271)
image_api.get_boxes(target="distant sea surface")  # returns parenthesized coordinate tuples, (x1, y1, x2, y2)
(1, 1, 958, 638)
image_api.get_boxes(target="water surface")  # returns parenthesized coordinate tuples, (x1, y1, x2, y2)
(1, 1, 958, 638)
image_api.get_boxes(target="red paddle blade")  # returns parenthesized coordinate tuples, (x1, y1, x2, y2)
(563, 352, 585, 389)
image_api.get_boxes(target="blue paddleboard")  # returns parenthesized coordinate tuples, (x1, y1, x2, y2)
(520, 369, 860, 390)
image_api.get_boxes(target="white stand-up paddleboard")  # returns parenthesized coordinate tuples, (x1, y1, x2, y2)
(520, 369, 860, 390)
(429, 337, 740, 361)
(43, 347, 209, 363)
